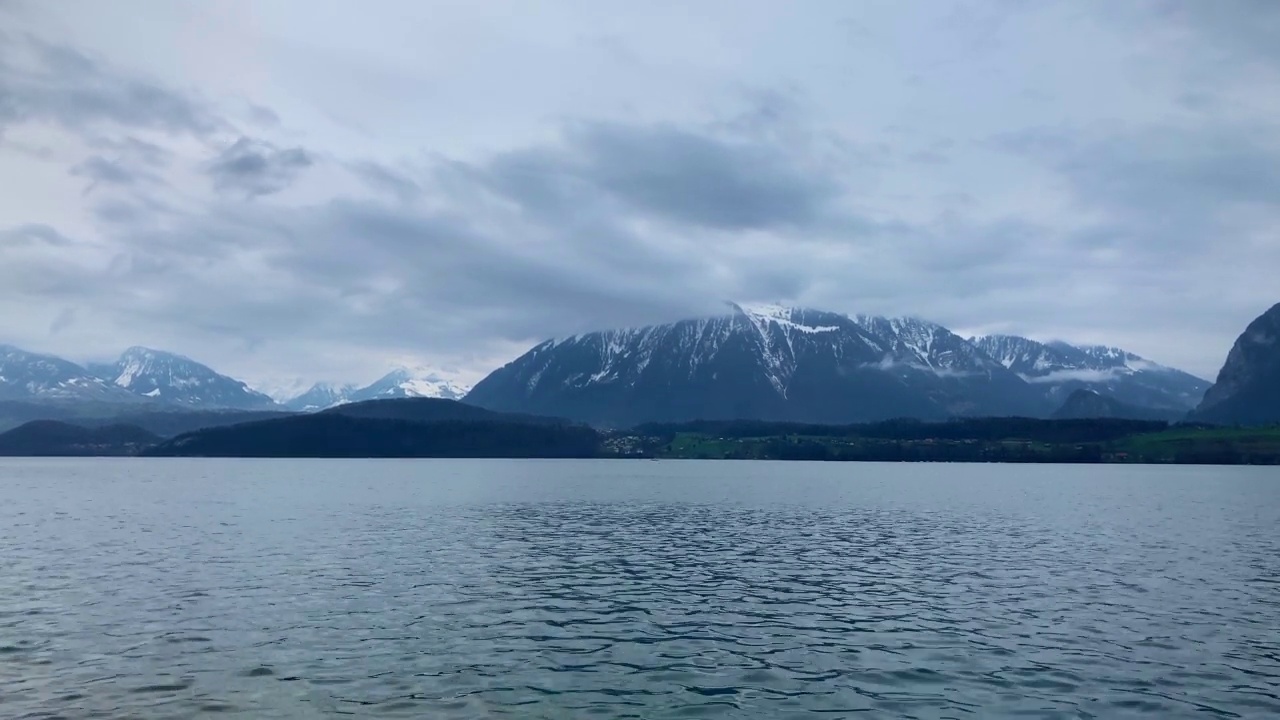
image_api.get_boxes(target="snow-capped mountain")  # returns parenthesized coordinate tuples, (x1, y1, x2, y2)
(282, 382, 358, 412)
(281, 369, 472, 411)
(466, 304, 1047, 427)
(971, 335, 1209, 411)
(348, 368, 471, 402)
(853, 315, 1003, 373)
(0, 345, 141, 403)
(88, 347, 278, 410)
(850, 315, 1048, 416)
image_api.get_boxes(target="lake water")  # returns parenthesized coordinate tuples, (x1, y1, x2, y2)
(1, 459, 1278, 719)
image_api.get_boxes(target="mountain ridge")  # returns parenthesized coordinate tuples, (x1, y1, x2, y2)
(466, 305, 1208, 427)
(971, 334, 1208, 412)
(281, 368, 472, 411)
(89, 346, 278, 410)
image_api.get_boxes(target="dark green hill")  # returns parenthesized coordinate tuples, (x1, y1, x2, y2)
(0, 420, 159, 456)
(145, 409, 600, 458)
(89, 409, 295, 437)
(325, 397, 566, 426)
(0, 400, 293, 437)
(1051, 389, 1180, 422)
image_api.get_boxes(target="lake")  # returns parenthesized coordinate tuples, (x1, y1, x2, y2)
(1, 459, 1278, 718)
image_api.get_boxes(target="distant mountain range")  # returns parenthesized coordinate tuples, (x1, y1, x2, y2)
(0, 344, 469, 416)
(1, 345, 142, 404)
(466, 303, 1211, 427)
(88, 347, 277, 410)
(5, 300, 1276, 429)
(281, 369, 471, 411)
(0, 345, 278, 410)
(970, 335, 1208, 412)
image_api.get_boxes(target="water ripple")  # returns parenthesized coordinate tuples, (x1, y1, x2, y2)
(1, 459, 1278, 718)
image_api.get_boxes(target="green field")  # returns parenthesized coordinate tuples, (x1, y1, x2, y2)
(643, 424, 1280, 464)
(1113, 426, 1280, 463)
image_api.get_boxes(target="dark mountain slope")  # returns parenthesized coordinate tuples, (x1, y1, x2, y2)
(466, 305, 1041, 427)
(1051, 389, 1178, 422)
(1192, 303, 1280, 425)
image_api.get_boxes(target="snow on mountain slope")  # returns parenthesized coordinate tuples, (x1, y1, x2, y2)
(282, 382, 358, 411)
(536, 304, 883, 398)
(852, 315, 1004, 375)
(0, 345, 140, 403)
(850, 314, 1047, 416)
(348, 368, 472, 403)
(90, 347, 278, 410)
(972, 335, 1208, 411)
(278, 368, 473, 412)
(467, 305, 1047, 426)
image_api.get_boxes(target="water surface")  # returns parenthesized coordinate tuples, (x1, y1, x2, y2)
(2, 459, 1278, 718)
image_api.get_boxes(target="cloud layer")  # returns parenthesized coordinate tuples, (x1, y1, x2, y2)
(1, 1, 1277, 389)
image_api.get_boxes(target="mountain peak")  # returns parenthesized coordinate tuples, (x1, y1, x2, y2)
(95, 347, 277, 410)
(1051, 388, 1177, 422)
(279, 366, 473, 411)
(731, 302, 796, 320)
(0, 344, 140, 404)
(359, 367, 471, 401)
(281, 381, 359, 411)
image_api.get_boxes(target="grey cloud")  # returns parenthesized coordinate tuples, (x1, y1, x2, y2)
(0, 34, 221, 135)
(1157, 0, 1280, 70)
(91, 195, 178, 228)
(247, 103, 281, 128)
(206, 137, 313, 198)
(466, 120, 844, 231)
(71, 156, 140, 190)
(1062, 129, 1280, 212)
(6, 1, 1278, 385)
(572, 122, 842, 229)
(998, 123, 1280, 252)
(10, 108, 1198, 380)
(349, 161, 422, 202)
(49, 307, 76, 334)
(0, 223, 75, 246)
(89, 136, 172, 168)
(69, 139, 171, 193)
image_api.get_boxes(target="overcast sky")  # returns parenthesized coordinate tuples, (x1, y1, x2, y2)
(2, 0, 1277, 391)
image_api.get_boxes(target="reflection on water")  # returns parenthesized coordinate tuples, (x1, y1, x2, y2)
(2, 459, 1278, 718)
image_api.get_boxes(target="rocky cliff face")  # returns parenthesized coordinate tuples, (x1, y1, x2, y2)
(1193, 303, 1280, 425)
